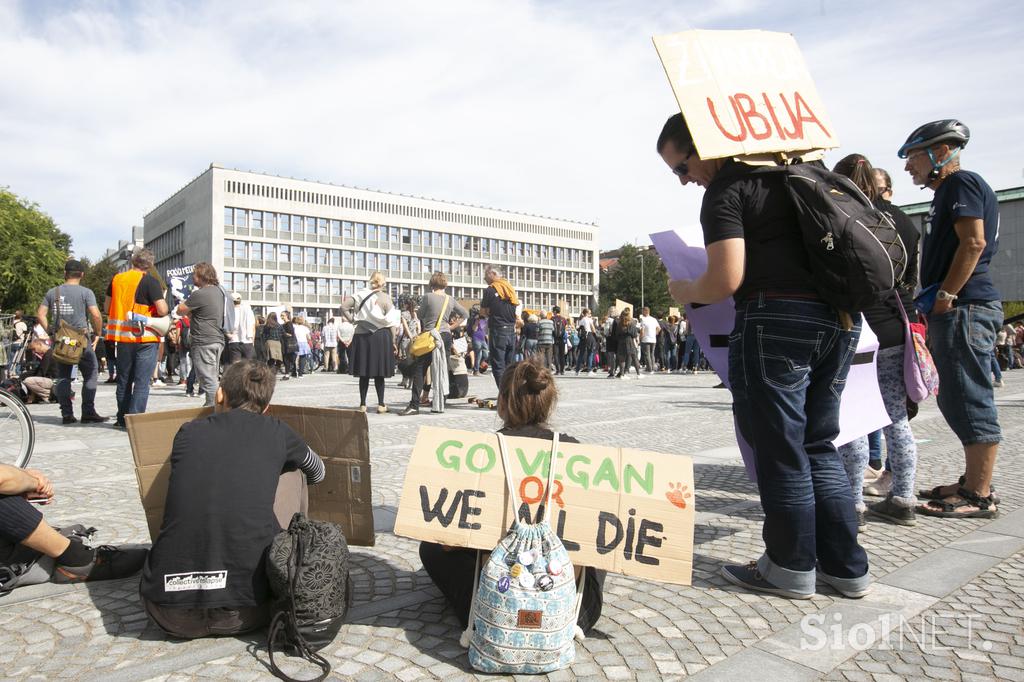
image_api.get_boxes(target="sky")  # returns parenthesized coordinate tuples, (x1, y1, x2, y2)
(1, 0, 1022, 259)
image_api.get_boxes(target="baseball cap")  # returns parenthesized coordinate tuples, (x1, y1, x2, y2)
(64, 259, 85, 274)
(231, 291, 242, 302)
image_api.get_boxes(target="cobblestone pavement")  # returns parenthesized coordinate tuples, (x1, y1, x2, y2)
(2, 368, 1022, 681)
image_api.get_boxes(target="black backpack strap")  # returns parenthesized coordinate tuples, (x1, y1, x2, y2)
(267, 532, 331, 682)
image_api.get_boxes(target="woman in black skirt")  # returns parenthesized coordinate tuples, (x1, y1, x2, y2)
(341, 272, 397, 412)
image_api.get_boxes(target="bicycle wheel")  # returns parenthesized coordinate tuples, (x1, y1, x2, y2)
(0, 388, 34, 468)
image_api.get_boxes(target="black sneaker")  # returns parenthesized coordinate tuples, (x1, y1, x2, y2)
(52, 545, 149, 584)
(62, 415, 78, 425)
(398, 405, 420, 416)
(81, 414, 109, 424)
(867, 498, 917, 526)
(721, 561, 813, 599)
(857, 510, 867, 529)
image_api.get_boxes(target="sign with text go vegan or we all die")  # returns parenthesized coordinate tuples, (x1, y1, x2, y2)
(652, 29, 838, 160)
(393, 427, 695, 585)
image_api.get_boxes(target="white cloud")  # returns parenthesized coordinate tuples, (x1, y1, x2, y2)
(0, 0, 1021, 259)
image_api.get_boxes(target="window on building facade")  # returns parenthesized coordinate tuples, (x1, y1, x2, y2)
(367, 223, 377, 241)
(277, 275, 288, 293)
(343, 221, 353, 238)
(343, 250, 353, 268)
(252, 212, 262, 230)
(224, 207, 233, 226)
(234, 241, 247, 259)
(331, 249, 341, 267)
(224, 240, 233, 259)
(330, 219, 341, 237)
(264, 243, 274, 261)
(330, 279, 340, 296)
(356, 223, 366, 239)
(304, 246, 315, 265)
(317, 248, 328, 266)
(317, 218, 328, 236)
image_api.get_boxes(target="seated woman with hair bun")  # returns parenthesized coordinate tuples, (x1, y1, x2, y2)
(418, 358, 606, 633)
(140, 360, 326, 639)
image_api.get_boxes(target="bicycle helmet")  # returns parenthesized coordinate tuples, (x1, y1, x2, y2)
(897, 119, 970, 158)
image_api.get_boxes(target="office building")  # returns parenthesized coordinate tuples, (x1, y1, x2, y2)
(142, 165, 599, 320)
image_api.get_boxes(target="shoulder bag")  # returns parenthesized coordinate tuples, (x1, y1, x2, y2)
(410, 295, 449, 357)
(51, 286, 89, 366)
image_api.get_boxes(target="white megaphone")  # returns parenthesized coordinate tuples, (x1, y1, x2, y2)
(127, 312, 171, 337)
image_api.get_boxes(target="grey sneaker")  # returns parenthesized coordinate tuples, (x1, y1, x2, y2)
(867, 497, 917, 526)
(721, 562, 813, 599)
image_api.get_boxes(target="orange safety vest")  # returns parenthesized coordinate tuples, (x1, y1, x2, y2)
(106, 270, 160, 343)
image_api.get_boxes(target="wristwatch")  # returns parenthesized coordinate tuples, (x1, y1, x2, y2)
(937, 290, 959, 302)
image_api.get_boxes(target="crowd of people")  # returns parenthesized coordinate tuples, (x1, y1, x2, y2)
(0, 110, 1013, 677)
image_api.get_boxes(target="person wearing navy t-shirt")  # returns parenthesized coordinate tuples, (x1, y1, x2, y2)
(899, 119, 1001, 520)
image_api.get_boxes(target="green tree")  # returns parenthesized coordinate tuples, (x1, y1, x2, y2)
(0, 188, 72, 313)
(80, 256, 120, 313)
(598, 243, 672, 316)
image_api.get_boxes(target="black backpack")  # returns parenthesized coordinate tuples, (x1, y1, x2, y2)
(266, 513, 352, 682)
(781, 163, 908, 313)
(553, 316, 566, 342)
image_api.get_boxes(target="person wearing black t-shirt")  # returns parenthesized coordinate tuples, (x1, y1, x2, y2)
(898, 119, 1002, 520)
(657, 113, 869, 601)
(140, 360, 326, 639)
(479, 265, 520, 390)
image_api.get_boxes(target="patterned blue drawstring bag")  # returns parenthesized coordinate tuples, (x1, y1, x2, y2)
(461, 432, 585, 674)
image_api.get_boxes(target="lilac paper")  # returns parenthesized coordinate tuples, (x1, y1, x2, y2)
(650, 229, 891, 482)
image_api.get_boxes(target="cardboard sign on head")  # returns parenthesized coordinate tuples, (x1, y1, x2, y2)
(652, 29, 838, 160)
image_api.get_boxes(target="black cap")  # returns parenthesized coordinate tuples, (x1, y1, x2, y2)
(64, 259, 85, 274)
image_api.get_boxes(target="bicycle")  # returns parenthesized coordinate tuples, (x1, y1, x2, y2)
(0, 386, 34, 468)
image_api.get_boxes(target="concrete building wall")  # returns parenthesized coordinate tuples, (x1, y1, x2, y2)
(143, 165, 600, 319)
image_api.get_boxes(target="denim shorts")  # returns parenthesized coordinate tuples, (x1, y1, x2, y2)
(927, 300, 1003, 445)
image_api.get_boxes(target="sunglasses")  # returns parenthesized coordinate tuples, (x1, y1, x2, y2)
(671, 150, 695, 177)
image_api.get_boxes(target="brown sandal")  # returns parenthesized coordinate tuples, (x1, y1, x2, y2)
(920, 476, 999, 504)
(917, 486, 998, 519)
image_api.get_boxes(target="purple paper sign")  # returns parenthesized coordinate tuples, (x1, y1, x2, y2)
(650, 229, 890, 482)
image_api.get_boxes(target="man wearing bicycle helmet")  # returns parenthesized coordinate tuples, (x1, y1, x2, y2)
(899, 119, 1002, 519)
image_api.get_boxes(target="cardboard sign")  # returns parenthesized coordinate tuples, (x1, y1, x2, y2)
(393, 427, 695, 585)
(127, 405, 375, 546)
(652, 29, 838, 160)
(650, 229, 890, 481)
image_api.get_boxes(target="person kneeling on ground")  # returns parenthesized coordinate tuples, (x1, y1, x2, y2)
(140, 360, 326, 639)
(419, 359, 606, 633)
(0, 464, 147, 586)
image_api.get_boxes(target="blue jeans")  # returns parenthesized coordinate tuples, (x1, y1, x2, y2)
(729, 296, 869, 594)
(867, 429, 883, 468)
(488, 325, 516, 389)
(990, 353, 1002, 382)
(575, 335, 594, 372)
(472, 338, 488, 372)
(928, 301, 1002, 445)
(681, 336, 700, 369)
(115, 342, 159, 424)
(55, 344, 99, 418)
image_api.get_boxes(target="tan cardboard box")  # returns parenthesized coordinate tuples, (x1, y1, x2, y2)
(127, 405, 374, 546)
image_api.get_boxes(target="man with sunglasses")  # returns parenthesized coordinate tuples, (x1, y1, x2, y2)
(658, 112, 869, 601)
(898, 119, 1002, 520)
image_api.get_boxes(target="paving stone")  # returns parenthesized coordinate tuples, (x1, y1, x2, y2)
(6, 372, 1024, 681)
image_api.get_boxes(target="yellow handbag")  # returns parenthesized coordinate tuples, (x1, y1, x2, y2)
(409, 295, 449, 358)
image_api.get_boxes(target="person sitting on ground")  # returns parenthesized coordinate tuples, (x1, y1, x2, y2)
(20, 337, 58, 404)
(139, 360, 326, 639)
(419, 358, 606, 633)
(0, 463, 148, 585)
